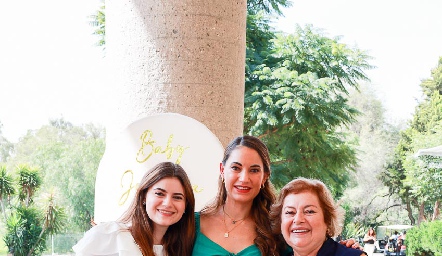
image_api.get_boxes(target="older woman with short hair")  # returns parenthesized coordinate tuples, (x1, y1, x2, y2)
(271, 177, 366, 256)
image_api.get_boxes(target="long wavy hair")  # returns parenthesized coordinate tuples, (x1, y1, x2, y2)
(119, 162, 195, 256)
(270, 177, 345, 254)
(200, 135, 278, 255)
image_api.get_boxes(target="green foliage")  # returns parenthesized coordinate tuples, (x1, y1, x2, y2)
(421, 57, 442, 98)
(0, 119, 101, 253)
(0, 165, 15, 222)
(382, 58, 442, 224)
(6, 119, 105, 232)
(339, 87, 405, 225)
(0, 133, 13, 163)
(88, 0, 105, 48)
(245, 23, 373, 195)
(39, 191, 67, 235)
(341, 203, 366, 239)
(247, 0, 292, 15)
(4, 206, 46, 256)
(407, 221, 442, 256)
(0, 163, 68, 256)
(17, 164, 42, 207)
(341, 222, 366, 241)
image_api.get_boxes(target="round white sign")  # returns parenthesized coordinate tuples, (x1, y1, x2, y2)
(94, 113, 224, 223)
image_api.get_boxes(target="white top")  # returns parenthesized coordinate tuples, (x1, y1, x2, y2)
(73, 221, 165, 256)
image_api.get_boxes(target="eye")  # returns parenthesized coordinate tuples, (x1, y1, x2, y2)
(250, 168, 261, 173)
(154, 192, 165, 197)
(173, 195, 184, 200)
(231, 165, 241, 171)
(304, 209, 316, 215)
(284, 210, 295, 216)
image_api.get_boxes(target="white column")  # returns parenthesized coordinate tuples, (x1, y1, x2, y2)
(105, 0, 247, 146)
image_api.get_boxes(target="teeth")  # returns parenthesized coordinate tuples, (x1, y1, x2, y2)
(236, 186, 250, 190)
(292, 230, 308, 233)
(158, 210, 173, 214)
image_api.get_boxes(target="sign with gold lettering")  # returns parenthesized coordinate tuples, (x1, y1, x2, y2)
(94, 113, 224, 223)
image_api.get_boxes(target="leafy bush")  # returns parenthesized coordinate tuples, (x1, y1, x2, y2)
(407, 220, 442, 256)
(4, 207, 46, 256)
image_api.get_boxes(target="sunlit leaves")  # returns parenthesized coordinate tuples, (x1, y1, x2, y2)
(245, 20, 372, 194)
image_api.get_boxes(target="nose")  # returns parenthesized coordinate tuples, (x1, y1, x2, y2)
(293, 211, 305, 223)
(238, 170, 249, 182)
(162, 195, 172, 206)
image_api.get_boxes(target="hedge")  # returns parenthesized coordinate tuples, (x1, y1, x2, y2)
(407, 220, 442, 256)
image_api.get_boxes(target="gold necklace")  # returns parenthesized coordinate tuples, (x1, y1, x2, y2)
(222, 205, 246, 224)
(223, 209, 245, 238)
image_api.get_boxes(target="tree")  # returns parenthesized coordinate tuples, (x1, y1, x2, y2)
(8, 118, 105, 232)
(0, 164, 15, 222)
(2, 164, 66, 256)
(28, 190, 67, 256)
(87, 1, 372, 194)
(17, 164, 41, 207)
(5, 206, 45, 256)
(381, 58, 442, 224)
(90, 0, 375, 197)
(0, 122, 14, 162)
(340, 86, 404, 226)
(88, 0, 105, 48)
(247, 0, 292, 15)
(245, 23, 373, 194)
(421, 56, 442, 97)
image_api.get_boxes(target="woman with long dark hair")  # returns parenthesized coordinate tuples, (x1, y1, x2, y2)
(73, 162, 195, 256)
(192, 135, 279, 255)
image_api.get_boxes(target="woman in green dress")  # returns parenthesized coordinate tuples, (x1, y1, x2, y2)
(192, 135, 279, 256)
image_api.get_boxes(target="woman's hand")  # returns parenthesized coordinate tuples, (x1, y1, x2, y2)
(339, 238, 364, 251)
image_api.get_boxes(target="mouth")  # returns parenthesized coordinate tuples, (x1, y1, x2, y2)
(234, 185, 252, 192)
(291, 229, 310, 234)
(157, 209, 175, 216)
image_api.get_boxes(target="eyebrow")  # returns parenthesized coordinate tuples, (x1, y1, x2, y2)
(232, 162, 262, 169)
(284, 204, 318, 209)
(153, 187, 185, 197)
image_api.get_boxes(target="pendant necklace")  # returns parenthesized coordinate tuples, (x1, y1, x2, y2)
(223, 206, 246, 238)
(223, 205, 245, 224)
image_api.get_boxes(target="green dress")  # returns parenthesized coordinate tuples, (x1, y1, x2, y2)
(192, 212, 261, 256)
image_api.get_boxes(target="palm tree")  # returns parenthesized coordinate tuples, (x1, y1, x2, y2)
(0, 164, 15, 222)
(28, 190, 67, 256)
(16, 164, 41, 207)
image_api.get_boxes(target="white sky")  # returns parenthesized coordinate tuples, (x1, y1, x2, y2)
(0, 0, 106, 142)
(1, 0, 442, 142)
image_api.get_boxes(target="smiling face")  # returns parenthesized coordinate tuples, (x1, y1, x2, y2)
(221, 146, 267, 204)
(144, 177, 186, 230)
(280, 191, 327, 255)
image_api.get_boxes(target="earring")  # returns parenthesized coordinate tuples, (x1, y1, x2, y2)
(142, 201, 146, 205)
(221, 176, 225, 183)
(261, 183, 265, 189)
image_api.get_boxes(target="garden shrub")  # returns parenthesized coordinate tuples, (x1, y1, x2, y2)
(407, 220, 442, 256)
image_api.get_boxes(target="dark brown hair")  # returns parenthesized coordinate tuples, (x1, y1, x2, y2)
(367, 227, 376, 236)
(200, 135, 278, 255)
(119, 162, 195, 256)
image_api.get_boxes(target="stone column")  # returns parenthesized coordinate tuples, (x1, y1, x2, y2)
(105, 0, 246, 146)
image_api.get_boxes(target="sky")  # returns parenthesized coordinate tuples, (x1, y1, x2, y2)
(0, 0, 106, 142)
(1, 0, 441, 143)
